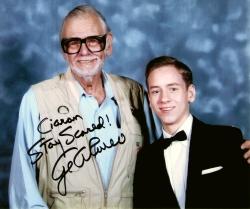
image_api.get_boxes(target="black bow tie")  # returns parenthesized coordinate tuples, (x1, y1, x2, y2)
(160, 130, 187, 149)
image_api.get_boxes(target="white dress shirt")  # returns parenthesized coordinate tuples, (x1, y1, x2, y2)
(163, 114, 193, 209)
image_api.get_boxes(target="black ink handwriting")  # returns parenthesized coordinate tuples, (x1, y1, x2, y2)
(51, 133, 126, 195)
(58, 116, 105, 145)
(27, 105, 125, 196)
(27, 137, 64, 164)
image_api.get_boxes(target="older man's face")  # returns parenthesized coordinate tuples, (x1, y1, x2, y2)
(61, 14, 112, 79)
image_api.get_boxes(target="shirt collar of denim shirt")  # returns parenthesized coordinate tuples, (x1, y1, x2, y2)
(65, 68, 117, 104)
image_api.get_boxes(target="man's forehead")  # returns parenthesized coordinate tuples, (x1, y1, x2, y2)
(148, 66, 182, 80)
(67, 14, 103, 27)
(61, 14, 106, 36)
(147, 66, 185, 87)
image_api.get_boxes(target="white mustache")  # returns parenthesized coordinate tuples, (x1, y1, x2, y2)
(70, 57, 104, 80)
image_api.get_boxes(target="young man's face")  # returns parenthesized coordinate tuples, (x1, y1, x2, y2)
(147, 65, 196, 134)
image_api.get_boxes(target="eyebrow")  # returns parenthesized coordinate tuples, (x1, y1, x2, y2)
(166, 83, 180, 86)
(149, 83, 181, 89)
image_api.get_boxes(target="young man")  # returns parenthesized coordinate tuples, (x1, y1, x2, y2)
(133, 56, 249, 208)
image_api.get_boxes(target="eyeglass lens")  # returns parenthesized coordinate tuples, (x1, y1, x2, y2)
(62, 35, 106, 54)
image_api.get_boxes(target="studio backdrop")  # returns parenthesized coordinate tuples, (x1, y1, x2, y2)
(1, 0, 250, 208)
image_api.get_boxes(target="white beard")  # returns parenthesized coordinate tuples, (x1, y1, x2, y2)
(70, 58, 104, 82)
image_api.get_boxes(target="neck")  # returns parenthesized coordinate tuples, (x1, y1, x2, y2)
(73, 71, 106, 104)
(163, 113, 190, 135)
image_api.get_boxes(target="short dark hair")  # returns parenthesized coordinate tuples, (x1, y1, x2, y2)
(145, 56, 193, 88)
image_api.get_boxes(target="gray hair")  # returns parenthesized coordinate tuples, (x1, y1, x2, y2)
(60, 5, 111, 39)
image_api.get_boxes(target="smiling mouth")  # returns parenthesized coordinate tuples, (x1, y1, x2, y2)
(160, 106, 175, 112)
(78, 58, 97, 63)
(78, 57, 97, 63)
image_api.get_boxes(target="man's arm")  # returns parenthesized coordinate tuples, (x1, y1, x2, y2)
(227, 127, 250, 207)
(9, 89, 48, 209)
(241, 140, 250, 164)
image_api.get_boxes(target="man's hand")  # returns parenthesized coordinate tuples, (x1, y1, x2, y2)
(241, 140, 250, 164)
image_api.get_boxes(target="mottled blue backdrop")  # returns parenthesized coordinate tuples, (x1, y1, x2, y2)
(1, 0, 250, 207)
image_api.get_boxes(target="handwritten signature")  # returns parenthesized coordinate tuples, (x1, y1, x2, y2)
(27, 105, 126, 195)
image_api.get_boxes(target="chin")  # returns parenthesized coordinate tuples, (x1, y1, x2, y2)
(161, 117, 176, 126)
(71, 65, 102, 79)
(162, 121, 175, 126)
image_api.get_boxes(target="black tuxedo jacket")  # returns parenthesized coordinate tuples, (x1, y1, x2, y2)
(133, 117, 250, 208)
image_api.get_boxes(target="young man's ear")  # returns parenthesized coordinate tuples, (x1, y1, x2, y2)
(105, 33, 113, 56)
(188, 84, 196, 103)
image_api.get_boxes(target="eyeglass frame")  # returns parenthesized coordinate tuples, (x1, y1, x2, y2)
(61, 34, 107, 54)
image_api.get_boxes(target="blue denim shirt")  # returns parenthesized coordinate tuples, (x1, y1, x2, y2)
(78, 72, 121, 189)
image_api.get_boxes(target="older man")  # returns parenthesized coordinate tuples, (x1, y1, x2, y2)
(9, 5, 154, 209)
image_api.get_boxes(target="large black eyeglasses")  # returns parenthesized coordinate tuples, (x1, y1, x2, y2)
(61, 34, 107, 54)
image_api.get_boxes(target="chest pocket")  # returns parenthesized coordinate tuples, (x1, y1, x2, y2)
(50, 188, 90, 209)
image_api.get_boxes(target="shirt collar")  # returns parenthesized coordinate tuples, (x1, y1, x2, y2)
(102, 71, 115, 99)
(162, 114, 193, 141)
(66, 69, 115, 102)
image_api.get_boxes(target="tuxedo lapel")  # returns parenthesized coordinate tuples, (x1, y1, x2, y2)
(185, 117, 206, 208)
(133, 138, 179, 208)
(153, 139, 179, 207)
(184, 117, 249, 208)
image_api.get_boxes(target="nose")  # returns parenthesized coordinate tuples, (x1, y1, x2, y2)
(159, 90, 171, 103)
(78, 43, 91, 56)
